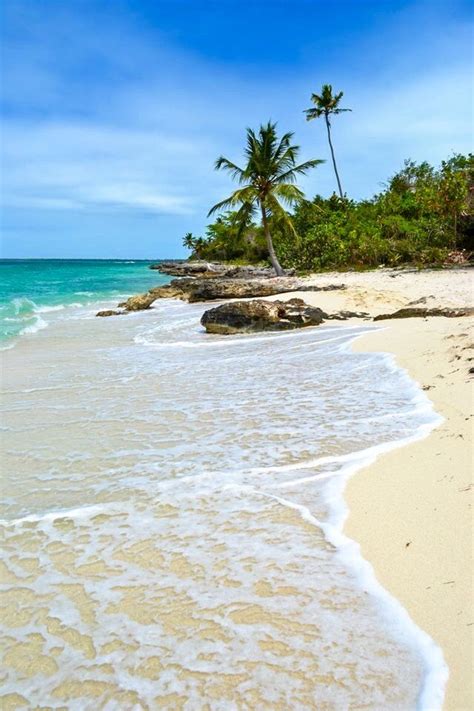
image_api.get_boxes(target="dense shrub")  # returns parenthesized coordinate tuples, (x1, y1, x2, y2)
(184, 153, 473, 271)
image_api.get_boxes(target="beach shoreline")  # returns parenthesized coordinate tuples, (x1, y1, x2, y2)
(269, 267, 473, 710)
(1, 263, 472, 708)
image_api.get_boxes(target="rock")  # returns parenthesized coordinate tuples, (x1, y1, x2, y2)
(374, 307, 474, 321)
(149, 260, 296, 279)
(149, 277, 345, 303)
(222, 265, 294, 279)
(201, 298, 325, 334)
(115, 277, 346, 312)
(325, 310, 370, 320)
(95, 309, 125, 317)
(118, 293, 159, 311)
(149, 260, 227, 277)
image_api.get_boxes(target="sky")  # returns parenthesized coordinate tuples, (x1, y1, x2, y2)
(1, 0, 472, 259)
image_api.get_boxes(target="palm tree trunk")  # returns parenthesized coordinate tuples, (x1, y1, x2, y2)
(260, 202, 284, 276)
(325, 113, 344, 199)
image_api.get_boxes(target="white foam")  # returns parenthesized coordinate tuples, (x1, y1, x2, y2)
(34, 304, 65, 313)
(20, 315, 48, 335)
(0, 302, 450, 708)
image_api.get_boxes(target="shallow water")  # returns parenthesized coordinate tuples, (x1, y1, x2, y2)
(0, 294, 447, 710)
(0, 259, 169, 343)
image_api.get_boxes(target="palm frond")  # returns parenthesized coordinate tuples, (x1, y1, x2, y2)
(207, 186, 256, 217)
(304, 107, 323, 121)
(234, 201, 257, 238)
(210, 121, 319, 228)
(275, 158, 325, 184)
(214, 156, 246, 183)
(272, 183, 305, 206)
(266, 194, 301, 245)
(306, 84, 351, 115)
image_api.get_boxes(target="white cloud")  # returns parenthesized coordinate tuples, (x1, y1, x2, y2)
(1, 0, 472, 257)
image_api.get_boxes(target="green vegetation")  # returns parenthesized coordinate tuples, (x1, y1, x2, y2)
(304, 84, 351, 198)
(184, 85, 473, 273)
(208, 122, 323, 275)
(185, 152, 473, 272)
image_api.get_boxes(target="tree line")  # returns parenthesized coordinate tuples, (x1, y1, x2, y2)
(183, 84, 473, 273)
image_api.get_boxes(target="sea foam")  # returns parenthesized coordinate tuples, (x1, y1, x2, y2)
(0, 298, 448, 709)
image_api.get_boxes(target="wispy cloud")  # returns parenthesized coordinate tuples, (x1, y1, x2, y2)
(1, 0, 472, 257)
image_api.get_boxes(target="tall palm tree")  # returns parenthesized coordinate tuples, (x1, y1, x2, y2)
(208, 122, 323, 275)
(304, 84, 351, 199)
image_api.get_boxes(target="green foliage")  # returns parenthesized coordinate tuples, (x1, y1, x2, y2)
(208, 121, 323, 274)
(183, 212, 268, 263)
(304, 83, 351, 122)
(185, 153, 473, 271)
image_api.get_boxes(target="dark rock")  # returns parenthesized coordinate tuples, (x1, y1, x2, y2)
(150, 260, 295, 279)
(201, 298, 325, 334)
(116, 277, 346, 312)
(222, 265, 295, 279)
(374, 307, 474, 321)
(96, 309, 125, 317)
(149, 277, 345, 303)
(149, 260, 227, 277)
(325, 310, 370, 320)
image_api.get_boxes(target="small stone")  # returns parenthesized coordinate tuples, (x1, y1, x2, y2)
(96, 310, 124, 317)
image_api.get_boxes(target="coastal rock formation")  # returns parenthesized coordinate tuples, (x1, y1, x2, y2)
(325, 310, 370, 320)
(95, 309, 125, 317)
(173, 277, 303, 303)
(201, 298, 326, 334)
(118, 278, 345, 310)
(149, 260, 293, 279)
(162, 277, 344, 303)
(374, 306, 474, 321)
(150, 260, 226, 277)
(222, 265, 290, 279)
(118, 293, 158, 311)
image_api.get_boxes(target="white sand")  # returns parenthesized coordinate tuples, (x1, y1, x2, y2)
(270, 267, 473, 710)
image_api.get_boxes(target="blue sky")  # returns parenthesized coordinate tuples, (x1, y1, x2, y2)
(1, 0, 472, 258)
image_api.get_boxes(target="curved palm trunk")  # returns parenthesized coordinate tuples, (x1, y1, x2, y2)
(260, 202, 284, 276)
(325, 113, 344, 198)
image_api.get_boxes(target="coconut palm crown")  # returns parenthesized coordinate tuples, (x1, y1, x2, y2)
(304, 84, 351, 198)
(208, 121, 323, 275)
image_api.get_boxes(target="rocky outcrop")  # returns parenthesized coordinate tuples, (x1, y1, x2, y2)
(374, 307, 474, 321)
(201, 298, 326, 334)
(118, 293, 158, 311)
(222, 265, 294, 279)
(149, 260, 294, 279)
(118, 278, 345, 310)
(96, 309, 125, 317)
(163, 277, 344, 303)
(150, 260, 226, 277)
(325, 310, 370, 320)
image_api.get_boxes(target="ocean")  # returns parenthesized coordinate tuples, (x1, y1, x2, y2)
(0, 259, 170, 344)
(0, 260, 447, 709)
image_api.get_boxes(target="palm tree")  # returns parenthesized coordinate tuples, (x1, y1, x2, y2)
(183, 232, 195, 250)
(208, 122, 323, 275)
(304, 84, 351, 199)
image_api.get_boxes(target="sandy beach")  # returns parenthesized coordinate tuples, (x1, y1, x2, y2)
(272, 267, 473, 710)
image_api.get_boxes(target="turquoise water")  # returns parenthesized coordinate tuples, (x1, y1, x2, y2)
(0, 259, 169, 343)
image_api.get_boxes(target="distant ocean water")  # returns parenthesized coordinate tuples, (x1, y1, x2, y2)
(0, 259, 170, 344)
(0, 259, 448, 708)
